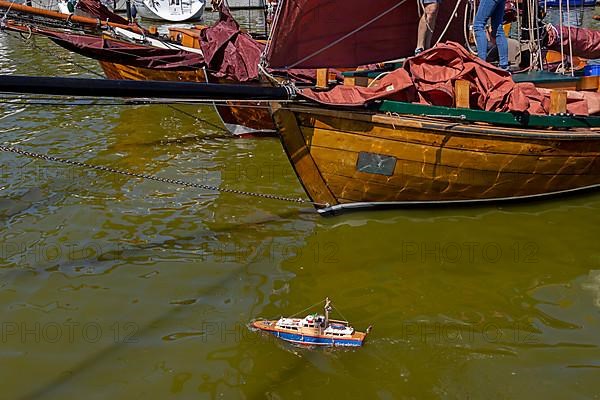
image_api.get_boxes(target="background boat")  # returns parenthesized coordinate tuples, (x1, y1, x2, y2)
(206, 0, 266, 10)
(133, 0, 205, 21)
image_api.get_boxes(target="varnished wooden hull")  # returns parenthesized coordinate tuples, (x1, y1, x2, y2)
(99, 61, 276, 135)
(271, 103, 600, 213)
(100, 61, 207, 82)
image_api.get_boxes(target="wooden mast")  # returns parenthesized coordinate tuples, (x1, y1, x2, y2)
(0, 0, 146, 34)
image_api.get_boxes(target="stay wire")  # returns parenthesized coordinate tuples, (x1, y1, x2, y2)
(284, 299, 326, 319)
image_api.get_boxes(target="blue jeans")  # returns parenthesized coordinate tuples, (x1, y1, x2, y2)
(473, 0, 508, 68)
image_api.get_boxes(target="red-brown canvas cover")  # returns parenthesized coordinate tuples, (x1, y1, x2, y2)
(300, 42, 600, 115)
(42, 29, 205, 70)
(199, 4, 264, 81)
(266, 0, 466, 69)
(547, 25, 600, 60)
(76, 0, 131, 26)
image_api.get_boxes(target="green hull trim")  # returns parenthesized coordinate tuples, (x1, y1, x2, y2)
(377, 100, 600, 129)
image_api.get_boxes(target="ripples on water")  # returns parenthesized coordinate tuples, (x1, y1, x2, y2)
(0, 9, 600, 399)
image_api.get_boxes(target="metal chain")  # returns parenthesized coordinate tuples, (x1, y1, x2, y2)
(0, 145, 322, 206)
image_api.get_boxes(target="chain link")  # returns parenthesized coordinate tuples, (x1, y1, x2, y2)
(0, 145, 322, 206)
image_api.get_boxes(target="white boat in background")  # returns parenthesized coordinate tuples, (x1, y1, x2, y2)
(105, 0, 127, 11)
(206, 0, 264, 9)
(133, 0, 205, 21)
(56, 0, 127, 14)
(56, 0, 74, 14)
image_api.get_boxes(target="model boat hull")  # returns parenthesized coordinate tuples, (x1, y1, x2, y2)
(265, 330, 364, 347)
(271, 103, 600, 213)
(252, 320, 367, 347)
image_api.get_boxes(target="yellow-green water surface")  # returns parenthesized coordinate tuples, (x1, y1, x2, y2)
(1, 8, 600, 399)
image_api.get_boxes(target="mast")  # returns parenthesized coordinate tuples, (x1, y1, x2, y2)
(324, 297, 332, 326)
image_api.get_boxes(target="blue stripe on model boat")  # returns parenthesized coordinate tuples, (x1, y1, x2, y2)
(540, 0, 596, 6)
(269, 331, 362, 346)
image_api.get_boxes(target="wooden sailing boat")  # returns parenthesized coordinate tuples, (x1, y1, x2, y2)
(271, 101, 600, 213)
(264, 0, 600, 214)
(0, 0, 276, 135)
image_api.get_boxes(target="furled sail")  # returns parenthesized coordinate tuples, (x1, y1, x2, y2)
(546, 25, 600, 60)
(266, 0, 467, 69)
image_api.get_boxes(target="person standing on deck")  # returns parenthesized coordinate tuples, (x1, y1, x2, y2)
(415, 0, 440, 55)
(473, 0, 509, 71)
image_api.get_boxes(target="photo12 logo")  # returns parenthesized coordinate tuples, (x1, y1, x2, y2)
(400, 241, 539, 264)
(0, 321, 139, 344)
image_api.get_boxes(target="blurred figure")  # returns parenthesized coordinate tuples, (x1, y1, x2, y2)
(415, 0, 440, 55)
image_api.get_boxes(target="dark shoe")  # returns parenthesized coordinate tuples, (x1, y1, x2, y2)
(414, 48, 424, 56)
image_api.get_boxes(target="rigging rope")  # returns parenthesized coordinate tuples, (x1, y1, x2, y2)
(566, 0, 574, 76)
(331, 303, 350, 323)
(558, 0, 565, 73)
(0, 144, 325, 206)
(285, 0, 409, 69)
(434, 0, 464, 46)
(285, 299, 326, 319)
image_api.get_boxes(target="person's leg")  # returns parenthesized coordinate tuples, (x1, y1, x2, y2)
(473, 0, 495, 61)
(490, 0, 509, 68)
(424, 2, 439, 49)
(416, 1, 439, 52)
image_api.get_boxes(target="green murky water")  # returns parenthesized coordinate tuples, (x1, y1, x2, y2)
(1, 7, 600, 399)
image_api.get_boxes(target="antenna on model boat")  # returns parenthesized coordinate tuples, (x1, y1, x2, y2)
(324, 297, 332, 326)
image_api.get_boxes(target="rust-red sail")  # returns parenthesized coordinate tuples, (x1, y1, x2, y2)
(266, 0, 467, 69)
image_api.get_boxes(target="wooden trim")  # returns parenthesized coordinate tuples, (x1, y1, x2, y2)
(377, 100, 600, 131)
(550, 90, 567, 115)
(0, 0, 145, 34)
(455, 80, 470, 109)
(283, 104, 600, 139)
(577, 76, 599, 91)
(316, 69, 329, 89)
(270, 102, 338, 207)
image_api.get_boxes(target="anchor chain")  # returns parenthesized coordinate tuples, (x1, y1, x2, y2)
(0, 145, 321, 206)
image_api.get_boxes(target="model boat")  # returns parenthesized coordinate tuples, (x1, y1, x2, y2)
(252, 298, 371, 347)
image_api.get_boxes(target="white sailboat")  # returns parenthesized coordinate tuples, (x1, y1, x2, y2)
(206, 0, 264, 9)
(133, 0, 205, 22)
(56, 0, 128, 14)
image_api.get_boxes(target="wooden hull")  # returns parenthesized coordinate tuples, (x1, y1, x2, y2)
(99, 61, 275, 135)
(100, 60, 207, 81)
(271, 103, 600, 213)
